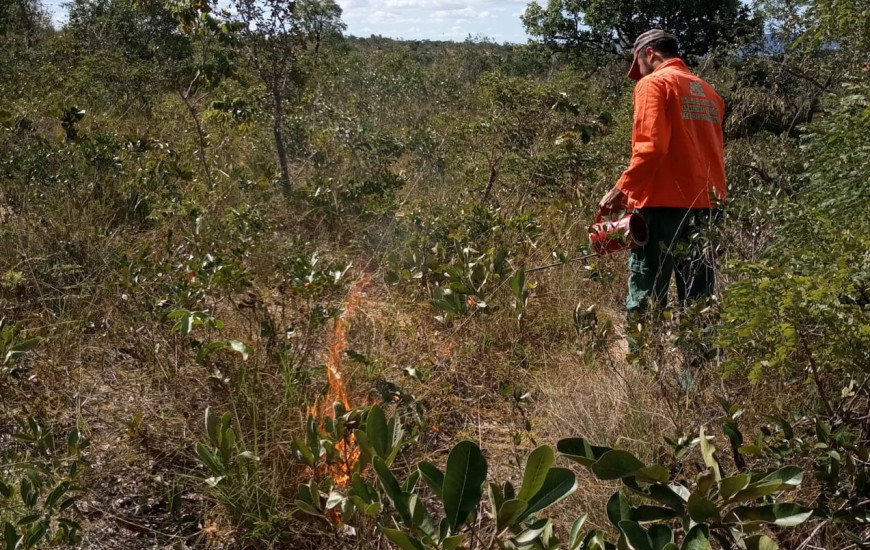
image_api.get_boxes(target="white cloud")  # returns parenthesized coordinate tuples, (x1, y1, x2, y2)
(337, 0, 532, 42)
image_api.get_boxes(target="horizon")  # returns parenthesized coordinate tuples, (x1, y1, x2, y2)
(41, 0, 538, 44)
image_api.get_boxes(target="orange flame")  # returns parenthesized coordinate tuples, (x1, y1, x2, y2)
(310, 277, 368, 487)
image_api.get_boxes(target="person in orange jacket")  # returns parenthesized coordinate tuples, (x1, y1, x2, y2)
(599, 30, 725, 329)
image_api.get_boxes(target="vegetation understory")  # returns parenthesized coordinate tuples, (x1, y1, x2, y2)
(1, 1, 868, 549)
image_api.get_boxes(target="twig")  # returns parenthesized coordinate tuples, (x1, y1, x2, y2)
(795, 520, 827, 550)
(800, 336, 836, 419)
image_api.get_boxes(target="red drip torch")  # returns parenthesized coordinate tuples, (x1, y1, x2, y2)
(525, 211, 648, 274)
(588, 211, 649, 255)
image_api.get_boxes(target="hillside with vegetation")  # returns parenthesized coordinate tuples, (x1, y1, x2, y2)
(0, 0, 868, 548)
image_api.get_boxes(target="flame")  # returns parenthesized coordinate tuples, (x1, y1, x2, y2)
(309, 277, 368, 487)
(440, 342, 454, 358)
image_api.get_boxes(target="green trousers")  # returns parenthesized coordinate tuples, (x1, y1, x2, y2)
(626, 207, 718, 318)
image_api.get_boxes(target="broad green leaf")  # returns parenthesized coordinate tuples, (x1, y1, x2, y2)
(729, 480, 783, 502)
(758, 466, 803, 490)
(636, 465, 670, 484)
(294, 499, 324, 518)
(632, 506, 679, 523)
(518, 467, 577, 521)
(197, 341, 228, 363)
(178, 313, 193, 335)
(699, 427, 720, 481)
(442, 441, 488, 534)
(350, 496, 381, 516)
(205, 407, 220, 447)
(568, 515, 588, 550)
(607, 491, 631, 527)
(367, 405, 390, 458)
(220, 427, 235, 466)
(292, 435, 317, 467)
(409, 493, 437, 539)
(514, 518, 551, 544)
(381, 527, 425, 550)
(497, 499, 529, 530)
(503, 481, 516, 501)
(340, 497, 355, 524)
(45, 482, 69, 509)
(696, 469, 716, 497)
(744, 535, 778, 550)
(403, 470, 421, 493)
(558, 438, 611, 467)
(374, 456, 413, 526)
(386, 414, 406, 464)
(487, 482, 504, 516)
(738, 445, 763, 456)
(220, 413, 231, 437)
(718, 474, 750, 500)
(419, 461, 445, 500)
(618, 520, 653, 550)
(325, 491, 345, 510)
(591, 450, 645, 480)
(442, 534, 466, 550)
(583, 530, 609, 550)
(508, 270, 526, 303)
(353, 429, 375, 467)
(517, 445, 555, 502)
(645, 485, 686, 512)
(15, 514, 40, 527)
(5, 338, 40, 363)
(23, 521, 47, 547)
(648, 525, 673, 550)
(687, 493, 720, 523)
(351, 473, 375, 503)
(196, 442, 222, 474)
(730, 503, 813, 527)
(681, 525, 711, 550)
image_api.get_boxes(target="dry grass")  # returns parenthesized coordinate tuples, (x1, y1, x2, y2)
(3, 41, 859, 549)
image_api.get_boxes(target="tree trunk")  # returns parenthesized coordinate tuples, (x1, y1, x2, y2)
(273, 92, 292, 195)
(177, 82, 211, 185)
(482, 160, 499, 202)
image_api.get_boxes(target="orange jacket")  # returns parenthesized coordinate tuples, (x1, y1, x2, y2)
(616, 58, 726, 210)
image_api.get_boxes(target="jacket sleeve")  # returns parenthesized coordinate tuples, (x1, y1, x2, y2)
(616, 78, 671, 202)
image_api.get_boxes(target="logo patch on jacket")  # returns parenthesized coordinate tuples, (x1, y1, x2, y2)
(690, 81, 706, 97)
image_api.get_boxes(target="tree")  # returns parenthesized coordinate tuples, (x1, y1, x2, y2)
(164, 0, 238, 185)
(66, 0, 187, 62)
(295, 0, 345, 56)
(66, 0, 236, 182)
(522, 0, 761, 59)
(228, 0, 345, 195)
(0, 0, 49, 49)
(804, 0, 870, 54)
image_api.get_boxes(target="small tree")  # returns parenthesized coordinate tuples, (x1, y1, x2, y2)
(0, 0, 49, 48)
(229, 0, 345, 195)
(164, 0, 238, 184)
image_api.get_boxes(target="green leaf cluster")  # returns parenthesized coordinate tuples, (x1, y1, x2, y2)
(0, 418, 89, 549)
(559, 430, 810, 549)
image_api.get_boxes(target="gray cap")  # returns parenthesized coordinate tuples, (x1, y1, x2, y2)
(629, 29, 677, 80)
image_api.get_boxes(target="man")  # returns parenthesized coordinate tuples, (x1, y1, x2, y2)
(599, 29, 726, 324)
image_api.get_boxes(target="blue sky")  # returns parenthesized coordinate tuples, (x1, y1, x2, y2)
(43, 0, 539, 44)
(337, 0, 536, 43)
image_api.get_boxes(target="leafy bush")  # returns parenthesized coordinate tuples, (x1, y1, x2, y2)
(0, 418, 89, 549)
(0, 318, 40, 380)
(195, 402, 815, 549)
